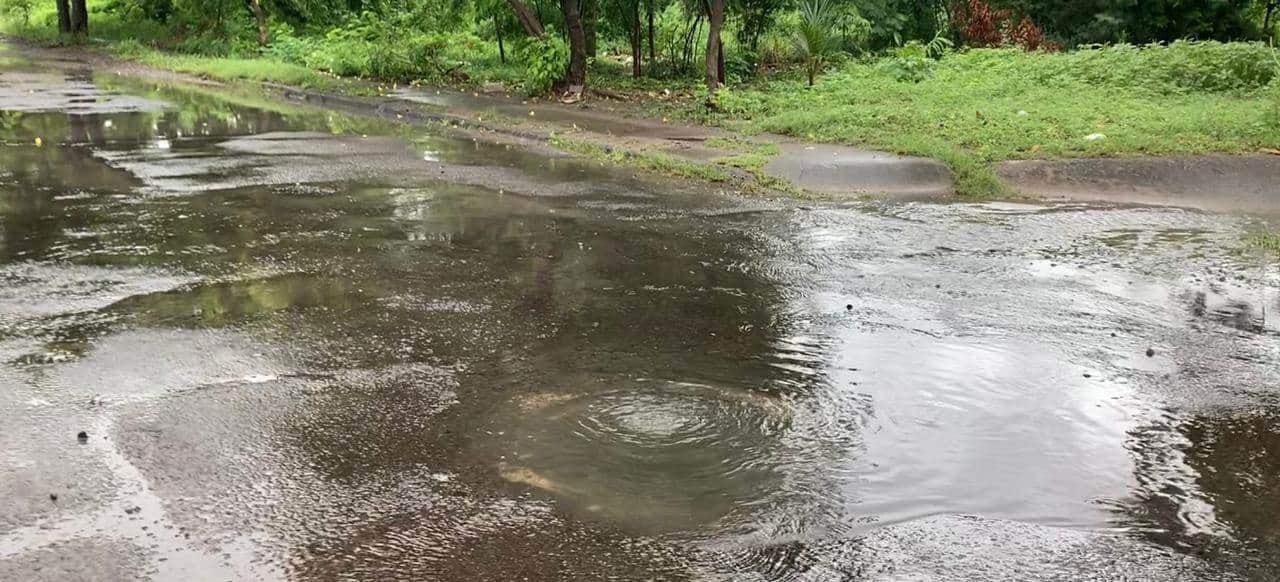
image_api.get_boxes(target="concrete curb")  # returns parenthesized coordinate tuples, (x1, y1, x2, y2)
(998, 156, 1280, 214)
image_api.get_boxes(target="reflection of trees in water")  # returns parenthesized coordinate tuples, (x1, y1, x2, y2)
(1124, 409, 1280, 577)
(1187, 290, 1270, 335)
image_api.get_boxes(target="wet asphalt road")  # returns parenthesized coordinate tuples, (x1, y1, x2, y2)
(1, 46, 1279, 581)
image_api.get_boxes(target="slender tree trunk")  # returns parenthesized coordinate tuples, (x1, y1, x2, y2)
(70, 0, 87, 34)
(1266, 1, 1277, 41)
(559, 0, 588, 89)
(647, 0, 655, 63)
(682, 15, 701, 73)
(631, 1, 642, 77)
(704, 0, 724, 89)
(505, 0, 546, 37)
(496, 17, 507, 63)
(246, 0, 268, 46)
(55, 0, 71, 34)
(583, 0, 597, 58)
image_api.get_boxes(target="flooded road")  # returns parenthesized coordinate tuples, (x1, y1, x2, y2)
(2, 46, 1279, 581)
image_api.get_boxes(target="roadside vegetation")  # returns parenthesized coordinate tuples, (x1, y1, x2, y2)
(2, 0, 1279, 195)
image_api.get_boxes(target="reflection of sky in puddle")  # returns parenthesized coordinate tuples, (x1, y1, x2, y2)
(824, 331, 1138, 529)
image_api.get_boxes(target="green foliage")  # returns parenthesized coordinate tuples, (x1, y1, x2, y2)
(878, 33, 950, 82)
(999, 0, 1265, 47)
(1033, 41, 1278, 94)
(520, 35, 568, 94)
(685, 42, 1280, 197)
(793, 0, 841, 85)
(852, 0, 945, 49)
(1, 0, 33, 25)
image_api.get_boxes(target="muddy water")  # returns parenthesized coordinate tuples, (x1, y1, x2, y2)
(2, 47, 1279, 581)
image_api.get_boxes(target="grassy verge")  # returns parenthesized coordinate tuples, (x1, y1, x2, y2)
(549, 133, 730, 183)
(653, 44, 1280, 197)
(119, 45, 361, 92)
(5, 5, 1277, 198)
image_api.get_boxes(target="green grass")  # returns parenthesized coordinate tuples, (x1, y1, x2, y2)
(550, 133, 730, 183)
(126, 47, 358, 91)
(666, 45, 1280, 196)
(1246, 229, 1280, 255)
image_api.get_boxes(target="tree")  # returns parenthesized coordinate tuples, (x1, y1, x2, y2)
(583, 0, 598, 56)
(794, 0, 839, 86)
(1265, 0, 1278, 40)
(55, 0, 71, 34)
(502, 0, 588, 95)
(70, 0, 87, 33)
(245, 0, 269, 46)
(704, 0, 725, 89)
(504, 0, 546, 36)
(560, 0, 589, 90)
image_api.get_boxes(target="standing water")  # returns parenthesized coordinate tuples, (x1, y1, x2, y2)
(1, 45, 1278, 581)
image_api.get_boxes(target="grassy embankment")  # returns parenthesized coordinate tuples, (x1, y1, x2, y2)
(677, 42, 1280, 196)
(3, 2, 1278, 197)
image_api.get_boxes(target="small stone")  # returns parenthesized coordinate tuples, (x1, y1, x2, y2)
(1110, 332, 1117, 337)
(1083, 373, 1092, 378)
(49, 493, 58, 502)
(1146, 347, 1155, 357)
(845, 304, 853, 311)
(76, 431, 88, 443)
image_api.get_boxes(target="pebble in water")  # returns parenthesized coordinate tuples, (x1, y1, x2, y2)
(76, 431, 88, 443)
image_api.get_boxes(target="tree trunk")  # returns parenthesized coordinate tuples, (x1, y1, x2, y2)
(716, 36, 724, 82)
(246, 0, 268, 46)
(647, 0, 655, 63)
(559, 0, 588, 89)
(55, 0, 71, 34)
(505, 0, 546, 37)
(1266, 1, 1277, 40)
(496, 17, 506, 63)
(583, 0, 597, 58)
(631, 1, 642, 77)
(70, 0, 87, 34)
(704, 0, 724, 89)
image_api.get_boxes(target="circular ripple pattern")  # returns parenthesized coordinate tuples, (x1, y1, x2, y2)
(495, 380, 791, 535)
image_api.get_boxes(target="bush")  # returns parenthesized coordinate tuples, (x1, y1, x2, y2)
(520, 36, 568, 94)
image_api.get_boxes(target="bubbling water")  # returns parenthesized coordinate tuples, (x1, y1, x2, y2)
(491, 380, 793, 534)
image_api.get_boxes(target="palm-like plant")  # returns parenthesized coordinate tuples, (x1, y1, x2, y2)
(794, 0, 839, 86)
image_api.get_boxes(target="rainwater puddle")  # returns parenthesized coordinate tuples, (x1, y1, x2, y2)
(2, 45, 1279, 580)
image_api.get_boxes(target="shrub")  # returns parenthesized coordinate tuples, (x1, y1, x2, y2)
(520, 35, 568, 94)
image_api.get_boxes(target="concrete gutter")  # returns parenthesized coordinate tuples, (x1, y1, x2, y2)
(998, 156, 1280, 215)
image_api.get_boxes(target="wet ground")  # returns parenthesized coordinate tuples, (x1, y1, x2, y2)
(2, 46, 1279, 581)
